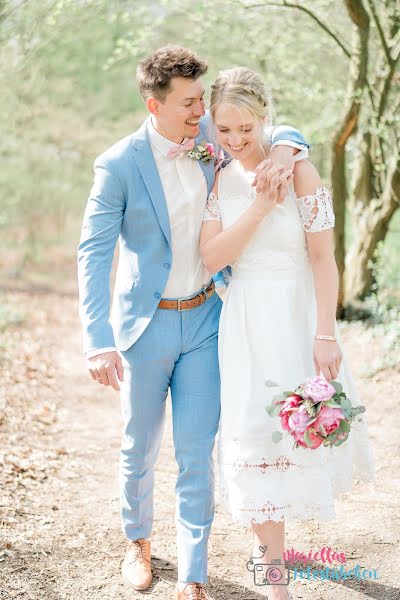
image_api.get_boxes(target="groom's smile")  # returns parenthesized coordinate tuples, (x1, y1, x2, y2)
(147, 76, 205, 143)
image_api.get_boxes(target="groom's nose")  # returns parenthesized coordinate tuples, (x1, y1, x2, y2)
(192, 101, 205, 116)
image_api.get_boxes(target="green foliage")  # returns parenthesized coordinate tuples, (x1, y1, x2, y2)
(271, 430, 283, 443)
(0, 0, 398, 303)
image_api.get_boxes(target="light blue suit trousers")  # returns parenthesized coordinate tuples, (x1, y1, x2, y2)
(119, 291, 222, 582)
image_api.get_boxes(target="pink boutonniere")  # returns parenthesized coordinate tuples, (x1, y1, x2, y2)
(187, 140, 216, 162)
(172, 139, 225, 172)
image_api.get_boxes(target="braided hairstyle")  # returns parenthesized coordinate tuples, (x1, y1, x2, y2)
(210, 67, 274, 125)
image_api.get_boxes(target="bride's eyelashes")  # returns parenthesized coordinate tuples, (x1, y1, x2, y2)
(217, 127, 253, 133)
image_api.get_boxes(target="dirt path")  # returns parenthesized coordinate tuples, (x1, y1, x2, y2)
(0, 288, 399, 600)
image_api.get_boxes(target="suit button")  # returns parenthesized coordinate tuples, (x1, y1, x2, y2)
(164, 263, 170, 269)
(154, 292, 161, 299)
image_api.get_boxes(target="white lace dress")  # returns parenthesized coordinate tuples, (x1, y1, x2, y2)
(204, 159, 374, 525)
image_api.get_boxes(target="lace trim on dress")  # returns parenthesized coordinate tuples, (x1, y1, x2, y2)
(203, 191, 222, 222)
(218, 431, 374, 526)
(295, 186, 335, 232)
(235, 500, 336, 525)
(231, 455, 296, 474)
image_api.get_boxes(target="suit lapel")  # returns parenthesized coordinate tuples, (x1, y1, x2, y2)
(195, 127, 216, 195)
(197, 156, 215, 196)
(131, 119, 171, 247)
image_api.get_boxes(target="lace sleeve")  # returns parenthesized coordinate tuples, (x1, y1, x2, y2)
(295, 186, 335, 232)
(203, 191, 222, 222)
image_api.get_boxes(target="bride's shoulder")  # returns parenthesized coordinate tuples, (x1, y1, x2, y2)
(292, 159, 334, 232)
(293, 159, 322, 196)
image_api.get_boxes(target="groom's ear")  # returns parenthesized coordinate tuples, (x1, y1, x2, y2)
(146, 96, 161, 116)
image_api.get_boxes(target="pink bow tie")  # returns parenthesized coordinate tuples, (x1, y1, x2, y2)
(167, 138, 195, 160)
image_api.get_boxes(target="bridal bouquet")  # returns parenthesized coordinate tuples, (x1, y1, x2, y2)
(265, 376, 366, 450)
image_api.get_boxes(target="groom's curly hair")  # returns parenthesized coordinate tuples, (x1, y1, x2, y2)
(137, 45, 208, 102)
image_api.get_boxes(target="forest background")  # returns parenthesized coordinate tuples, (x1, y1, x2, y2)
(0, 2, 399, 599)
(0, 0, 399, 319)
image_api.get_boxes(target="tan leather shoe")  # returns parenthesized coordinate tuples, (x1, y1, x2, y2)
(174, 583, 208, 599)
(121, 538, 152, 590)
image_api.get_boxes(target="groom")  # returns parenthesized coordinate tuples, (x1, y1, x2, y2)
(77, 45, 308, 599)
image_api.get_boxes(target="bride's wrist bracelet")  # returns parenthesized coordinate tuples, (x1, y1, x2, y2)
(315, 335, 336, 342)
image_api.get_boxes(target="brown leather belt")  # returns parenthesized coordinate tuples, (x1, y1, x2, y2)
(158, 281, 215, 311)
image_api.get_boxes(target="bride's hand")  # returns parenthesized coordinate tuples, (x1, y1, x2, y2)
(313, 340, 343, 381)
(253, 164, 293, 217)
(253, 156, 294, 202)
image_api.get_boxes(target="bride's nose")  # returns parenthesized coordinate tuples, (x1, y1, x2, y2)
(228, 134, 243, 146)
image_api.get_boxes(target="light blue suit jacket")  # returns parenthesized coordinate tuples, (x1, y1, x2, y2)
(77, 114, 308, 354)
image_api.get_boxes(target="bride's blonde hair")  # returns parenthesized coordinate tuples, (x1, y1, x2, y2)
(209, 66, 274, 124)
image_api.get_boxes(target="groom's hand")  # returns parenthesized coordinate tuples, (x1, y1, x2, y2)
(252, 146, 298, 202)
(87, 351, 124, 392)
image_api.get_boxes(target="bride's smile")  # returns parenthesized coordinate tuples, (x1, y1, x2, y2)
(214, 103, 267, 170)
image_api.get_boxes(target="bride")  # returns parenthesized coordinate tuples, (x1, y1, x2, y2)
(200, 67, 374, 600)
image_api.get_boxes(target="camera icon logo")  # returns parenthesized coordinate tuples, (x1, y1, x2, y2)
(247, 546, 290, 586)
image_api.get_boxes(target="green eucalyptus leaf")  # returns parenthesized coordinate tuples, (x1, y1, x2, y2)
(303, 429, 314, 448)
(271, 431, 283, 443)
(331, 381, 343, 394)
(265, 380, 279, 388)
(351, 406, 366, 417)
(341, 397, 352, 412)
(333, 421, 345, 434)
(341, 419, 350, 432)
(318, 424, 327, 437)
(266, 404, 281, 418)
(274, 393, 288, 402)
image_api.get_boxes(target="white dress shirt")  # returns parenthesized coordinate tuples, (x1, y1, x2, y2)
(147, 118, 210, 298)
(86, 121, 307, 359)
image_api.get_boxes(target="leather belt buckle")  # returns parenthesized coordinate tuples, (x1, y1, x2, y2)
(177, 298, 191, 312)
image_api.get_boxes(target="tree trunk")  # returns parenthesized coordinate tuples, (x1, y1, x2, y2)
(330, 1, 370, 314)
(345, 154, 400, 300)
(331, 140, 347, 317)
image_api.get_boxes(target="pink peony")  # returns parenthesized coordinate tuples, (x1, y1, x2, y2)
(281, 394, 303, 411)
(279, 395, 303, 432)
(294, 428, 323, 449)
(303, 376, 336, 403)
(293, 430, 307, 447)
(288, 406, 310, 433)
(314, 406, 345, 435)
(306, 429, 324, 449)
(280, 411, 291, 432)
(205, 143, 216, 156)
